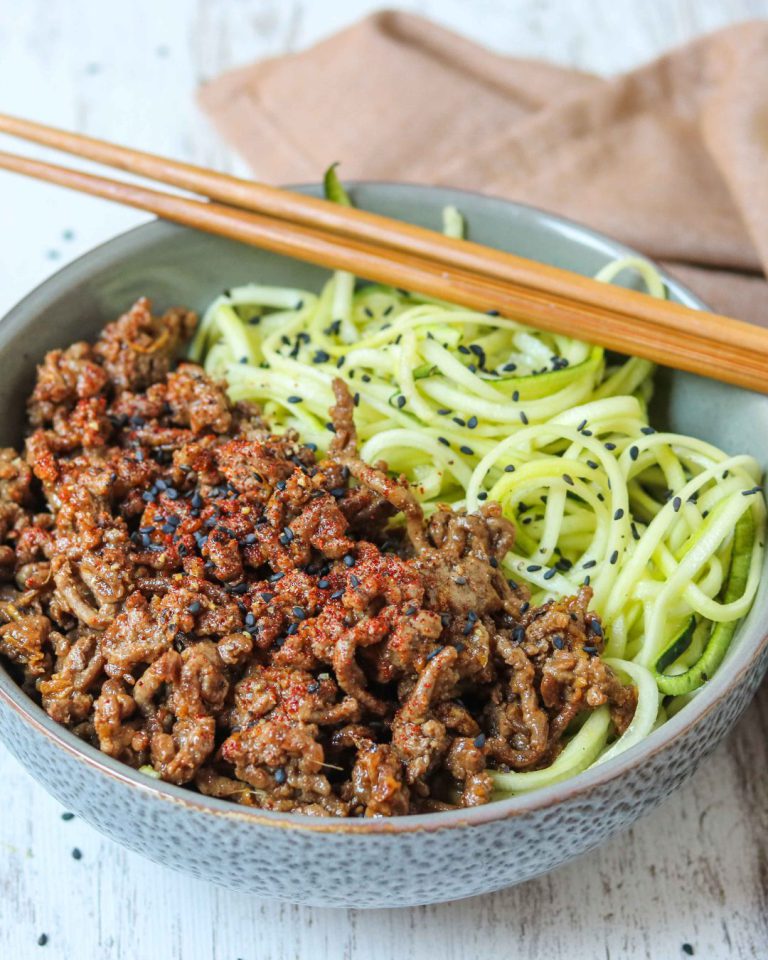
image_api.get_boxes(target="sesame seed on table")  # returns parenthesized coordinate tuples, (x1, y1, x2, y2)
(1, 0, 768, 958)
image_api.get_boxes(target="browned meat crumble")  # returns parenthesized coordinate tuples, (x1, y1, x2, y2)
(0, 298, 636, 816)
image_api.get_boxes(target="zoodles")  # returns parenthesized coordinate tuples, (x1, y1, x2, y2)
(191, 173, 765, 793)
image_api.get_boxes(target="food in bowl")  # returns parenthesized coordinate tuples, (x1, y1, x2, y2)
(0, 188, 763, 819)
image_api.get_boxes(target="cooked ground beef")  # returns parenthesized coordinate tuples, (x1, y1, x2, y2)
(0, 299, 636, 816)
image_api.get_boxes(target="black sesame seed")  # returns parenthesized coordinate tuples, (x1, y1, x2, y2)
(274, 767, 287, 785)
(577, 419, 587, 432)
(458, 345, 470, 355)
(610, 550, 619, 565)
(454, 576, 467, 586)
(478, 492, 488, 501)
(187, 600, 201, 614)
(587, 460, 598, 470)
(605, 442, 617, 451)
(437, 408, 451, 416)
(396, 395, 406, 409)
(682, 945, 694, 956)
(437, 437, 450, 447)
(473, 733, 486, 748)
(504, 464, 516, 473)
(543, 568, 556, 580)
(330, 589, 345, 600)
(467, 415, 478, 429)
(460, 445, 474, 456)
(513, 625, 526, 643)
(38, 934, 49, 947)
(287, 396, 303, 404)
(563, 474, 574, 486)
(673, 497, 682, 512)
(245, 613, 256, 627)
(553, 635, 565, 650)
(526, 564, 542, 573)
(71, 847, 82, 860)
(583, 559, 597, 569)
(584, 645, 598, 656)
(343, 554, 355, 567)
(318, 579, 330, 589)
(520, 411, 529, 425)
(61, 812, 75, 822)
(520, 601, 530, 614)
(742, 485, 762, 496)
(405, 604, 417, 615)
(614, 508, 625, 520)
(512, 390, 520, 401)
(230, 583, 248, 595)
(629, 446, 639, 461)
(269, 572, 285, 583)
(426, 646, 444, 660)
(503, 363, 517, 373)
(292, 606, 306, 620)
(259, 592, 273, 603)
(453, 416, 466, 427)
(589, 620, 604, 637)
(641, 426, 655, 435)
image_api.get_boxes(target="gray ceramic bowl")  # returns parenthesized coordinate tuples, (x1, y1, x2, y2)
(0, 184, 766, 908)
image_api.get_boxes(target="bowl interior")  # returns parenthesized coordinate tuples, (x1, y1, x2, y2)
(1, 182, 766, 824)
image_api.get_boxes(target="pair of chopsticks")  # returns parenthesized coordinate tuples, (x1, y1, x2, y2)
(0, 112, 766, 393)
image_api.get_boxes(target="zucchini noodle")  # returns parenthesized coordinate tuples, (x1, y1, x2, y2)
(192, 176, 765, 796)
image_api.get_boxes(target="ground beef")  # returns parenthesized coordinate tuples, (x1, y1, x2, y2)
(0, 299, 637, 817)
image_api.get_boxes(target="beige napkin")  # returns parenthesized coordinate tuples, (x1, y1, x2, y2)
(198, 11, 768, 324)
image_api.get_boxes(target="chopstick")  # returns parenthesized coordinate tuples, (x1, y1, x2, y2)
(1, 113, 767, 393)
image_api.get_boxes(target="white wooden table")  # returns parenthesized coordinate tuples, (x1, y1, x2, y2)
(2, 2, 768, 957)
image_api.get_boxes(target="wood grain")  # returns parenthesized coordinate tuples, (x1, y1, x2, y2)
(1, 1, 768, 957)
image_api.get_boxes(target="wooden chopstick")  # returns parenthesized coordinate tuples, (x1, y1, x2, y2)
(1, 112, 766, 358)
(0, 121, 767, 393)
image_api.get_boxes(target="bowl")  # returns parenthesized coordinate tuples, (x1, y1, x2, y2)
(0, 184, 766, 908)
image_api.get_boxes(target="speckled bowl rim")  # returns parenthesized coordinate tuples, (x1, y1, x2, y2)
(0, 182, 766, 835)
